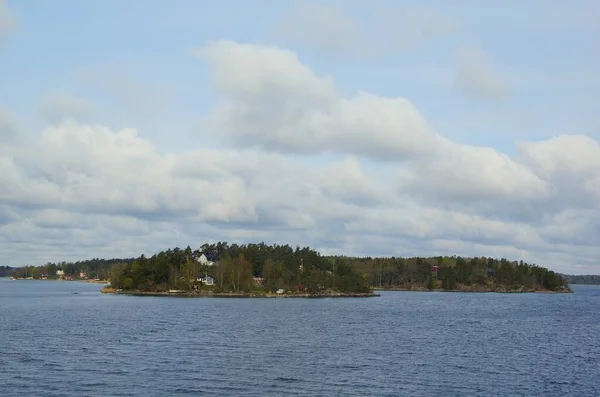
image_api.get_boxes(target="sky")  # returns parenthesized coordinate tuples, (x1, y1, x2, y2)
(0, 0, 599, 274)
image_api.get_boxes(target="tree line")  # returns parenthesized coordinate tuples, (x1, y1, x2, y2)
(349, 255, 569, 291)
(11, 258, 135, 279)
(564, 275, 600, 285)
(8, 242, 570, 292)
(0, 266, 15, 277)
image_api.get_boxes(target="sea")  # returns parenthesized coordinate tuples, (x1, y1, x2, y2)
(0, 278, 598, 396)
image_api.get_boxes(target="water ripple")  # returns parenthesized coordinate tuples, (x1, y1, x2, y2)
(1, 281, 599, 396)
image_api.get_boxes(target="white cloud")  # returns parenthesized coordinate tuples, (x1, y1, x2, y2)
(515, 135, 600, 212)
(454, 46, 510, 100)
(194, 40, 439, 160)
(1, 40, 599, 274)
(516, 135, 600, 178)
(397, 140, 554, 209)
(1, 115, 598, 273)
(0, 0, 16, 47)
(193, 41, 566, 220)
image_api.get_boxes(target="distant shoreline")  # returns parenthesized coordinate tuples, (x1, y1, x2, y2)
(8, 278, 110, 284)
(101, 289, 379, 298)
(372, 286, 572, 293)
(6, 278, 572, 294)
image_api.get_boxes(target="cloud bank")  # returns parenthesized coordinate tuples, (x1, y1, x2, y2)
(1, 40, 599, 274)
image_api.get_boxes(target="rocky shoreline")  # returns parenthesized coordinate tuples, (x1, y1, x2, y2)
(101, 288, 379, 298)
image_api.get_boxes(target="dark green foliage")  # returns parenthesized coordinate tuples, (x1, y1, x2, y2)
(0, 266, 15, 277)
(347, 255, 569, 291)
(439, 267, 457, 290)
(542, 270, 565, 290)
(109, 242, 370, 294)
(455, 257, 471, 284)
(332, 260, 371, 293)
(426, 275, 436, 290)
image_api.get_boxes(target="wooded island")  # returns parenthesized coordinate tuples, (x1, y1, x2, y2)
(8, 242, 571, 295)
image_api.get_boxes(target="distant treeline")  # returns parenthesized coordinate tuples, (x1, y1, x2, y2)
(339, 255, 568, 292)
(0, 266, 15, 277)
(10, 242, 570, 292)
(564, 275, 600, 285)
(11, 258, 135, 279)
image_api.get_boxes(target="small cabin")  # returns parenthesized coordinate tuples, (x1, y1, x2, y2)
(197, 276, 214, 286)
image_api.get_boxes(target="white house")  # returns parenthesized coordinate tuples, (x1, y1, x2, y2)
(56, 270, 65, 276)
(196, 254, 214, 267)
(197, 276, 214, 286)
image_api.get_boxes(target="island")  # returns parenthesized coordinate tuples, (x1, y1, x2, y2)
(102, 244, 378, 298)
(9, 258, 127, 282)
(348, 255, 571, 293)
(7, 242, 572, 295)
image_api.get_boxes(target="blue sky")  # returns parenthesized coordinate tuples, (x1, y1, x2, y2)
(4, 0, 598, 151)
(0, 0, 599, 273)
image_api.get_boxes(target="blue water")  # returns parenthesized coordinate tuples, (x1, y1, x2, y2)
(0, 279, 598, 396)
